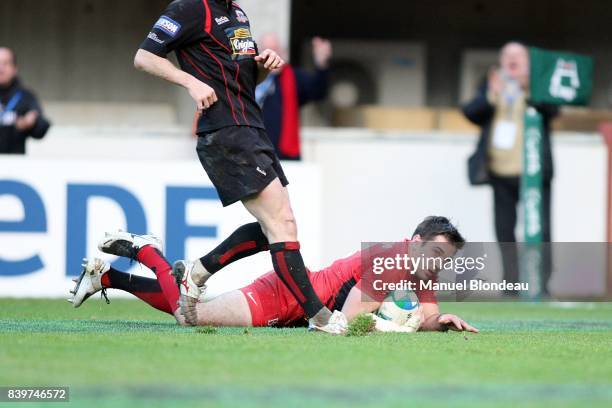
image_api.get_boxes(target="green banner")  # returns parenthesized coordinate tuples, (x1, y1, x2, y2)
(519, 47, 594, 298)
(529, 47, 594, 106)
(522, 108, 544, 243)
(520, 108, 544, 298)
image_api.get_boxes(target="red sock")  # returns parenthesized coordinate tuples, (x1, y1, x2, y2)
(100, 268, 174, 315)
(136, 246, 180, 313)
(131, 292, 173, 314)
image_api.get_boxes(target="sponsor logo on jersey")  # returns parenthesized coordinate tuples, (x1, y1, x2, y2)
(147, 32, 165, 44)
(215, 16, 230, 25)
(235, 9, 248, 23)
(154, 16, 181, 37)
(226, 27, 256, 60)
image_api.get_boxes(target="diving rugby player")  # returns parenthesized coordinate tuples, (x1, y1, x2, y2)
(69, 217, 478, 334)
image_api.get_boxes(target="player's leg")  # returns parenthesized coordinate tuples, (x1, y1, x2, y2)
(182, 127, 345, 333)
(194, 290, 253, 327)
(242, 178, 344, 332)
(185, 222, 270, 286)
(196, 272, 290, 328)
(69, 258, 173, 315)
(175, 129, 274, 297)
(98, 232, 184, 323)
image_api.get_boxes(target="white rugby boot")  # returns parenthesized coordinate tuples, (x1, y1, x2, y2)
(68, 258, 110, 308)
(98, 231, 163, 260)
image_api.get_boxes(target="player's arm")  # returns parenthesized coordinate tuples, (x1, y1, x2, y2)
(136, 0, 217, 111)
(134, 50, 217, 110)
(419, 302, 479, 333)
(340, 285, 381, 321)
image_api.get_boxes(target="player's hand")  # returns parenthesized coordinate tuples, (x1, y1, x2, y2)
(187, 80, 218, 111)
(255, 49, 285, 71)
(438, 314, 479, 333)
(370, 314, 417, 333)
(15, 111, 39, 131)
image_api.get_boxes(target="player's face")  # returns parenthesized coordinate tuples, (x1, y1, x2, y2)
(0, 48, 17, 87)
(410, 235, 457, 281)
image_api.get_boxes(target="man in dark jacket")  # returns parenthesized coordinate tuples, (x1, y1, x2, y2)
(463, 42, 558, 294)
(0, 47, 51, 154)
(255, 34, 331, 160)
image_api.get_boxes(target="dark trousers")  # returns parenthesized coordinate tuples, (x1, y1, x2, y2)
(490, 175, 552, 294)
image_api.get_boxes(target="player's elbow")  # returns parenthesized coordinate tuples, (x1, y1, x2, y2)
(133, 49, 148, 71)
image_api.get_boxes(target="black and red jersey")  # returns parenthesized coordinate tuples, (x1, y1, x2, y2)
(140, 0, 264, 133)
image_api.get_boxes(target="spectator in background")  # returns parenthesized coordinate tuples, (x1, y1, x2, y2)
(0, 47, 51, 154)
(256, 34, 332, 160)
(463, 42, 558, 294)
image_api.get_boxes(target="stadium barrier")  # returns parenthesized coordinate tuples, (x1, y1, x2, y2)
(0, 158, 321, 298)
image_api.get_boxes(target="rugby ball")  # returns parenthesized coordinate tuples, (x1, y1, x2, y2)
(376, 290, 420, 326)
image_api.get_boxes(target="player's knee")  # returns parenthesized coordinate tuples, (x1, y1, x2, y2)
(280, 216, 297, 240)
(263, 215, 297, 242)
(276, 206, 297, 233)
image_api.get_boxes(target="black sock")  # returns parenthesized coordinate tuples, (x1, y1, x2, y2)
(200, 222, 269, 273)
(102, 267, 175, 314)
(103, 267, 162, 293)
(269, 242, 326, 319)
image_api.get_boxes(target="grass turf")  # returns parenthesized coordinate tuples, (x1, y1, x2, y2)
(0, 299, 611, 407)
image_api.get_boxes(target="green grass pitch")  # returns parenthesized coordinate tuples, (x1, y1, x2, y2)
(1, 299, 611, 408)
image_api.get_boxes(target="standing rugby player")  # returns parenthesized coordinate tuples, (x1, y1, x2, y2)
(133, 0, 343, 332)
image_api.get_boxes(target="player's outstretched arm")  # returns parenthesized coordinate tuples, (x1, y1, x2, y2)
(340, 286, 381, 321)
(134, 49, 218, 111)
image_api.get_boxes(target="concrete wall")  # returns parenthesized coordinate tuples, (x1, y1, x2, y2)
(3, 0, 609, 109)
(0, 0, 172, 103)
(1, 0, 609, 131)
(301, 129, 606, 264)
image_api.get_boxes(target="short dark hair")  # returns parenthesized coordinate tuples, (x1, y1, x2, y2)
(0, 47, 17, 66)
(412, 216, 465, 250)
